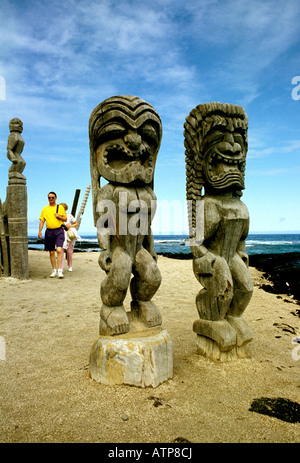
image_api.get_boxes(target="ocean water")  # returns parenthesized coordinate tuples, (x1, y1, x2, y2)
(28, 233, 300, 256)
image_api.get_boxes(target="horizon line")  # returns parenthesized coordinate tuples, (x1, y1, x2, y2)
(27, 230, 300, 236)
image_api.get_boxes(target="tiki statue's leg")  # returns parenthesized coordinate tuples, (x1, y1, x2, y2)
(130, 248, 162, 327)
(194, 255, 233, 321)
(226, 253, 253, 346)
(100, 248, 132, 335)
(193, 255, 237, 350)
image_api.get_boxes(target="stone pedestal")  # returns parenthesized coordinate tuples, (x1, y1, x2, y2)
(193, 316, 253, 361)
(6, 175, 29, 279)
(89, 327, 173, 387)
(195, 335, 251, 361)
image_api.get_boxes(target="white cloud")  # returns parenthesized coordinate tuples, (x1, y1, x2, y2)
(247, 147, 275, 160)
(182, 0, 300, 103)
(1, 0, 300, 234)
(248, 168, 289, 176)
(0, 0, 194, 135)
(281, 140, 300, 153)
(248, 166, 300, 176)
(77, 1, 173, 53)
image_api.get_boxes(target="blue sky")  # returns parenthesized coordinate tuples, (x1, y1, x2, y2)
(0, 0, 300, 235)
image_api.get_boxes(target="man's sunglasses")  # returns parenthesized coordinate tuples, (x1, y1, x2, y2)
(48, 196, 55, 199)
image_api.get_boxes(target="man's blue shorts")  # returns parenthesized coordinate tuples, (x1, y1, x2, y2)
(44, 227, 65, 251)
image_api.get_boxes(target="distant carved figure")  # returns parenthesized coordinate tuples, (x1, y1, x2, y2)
(184, 102, 253, 357)
(2, 117, 29, 279)
(7, 118, 26, 178)
(89, 95, 162, 336)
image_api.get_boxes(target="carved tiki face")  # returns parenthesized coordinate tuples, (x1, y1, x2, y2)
(89, 95, 162, 185)
(201, 105, 248, 193)
(9, 118, 23, 133)
(185, 102, 248, 199)
(202, 122, 246, 192)
(203, 127, 246, 190)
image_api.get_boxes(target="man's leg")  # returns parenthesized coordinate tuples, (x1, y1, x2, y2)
(49, 250, 57, 277)
(57, 247, 64, 278)
(61, 249, 65, 270)
(49, 250, 56, 269)
(57, 247, 63, 269)
(45, 229, 57, 276)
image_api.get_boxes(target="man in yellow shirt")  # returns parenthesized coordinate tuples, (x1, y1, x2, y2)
(39, 192, 67, 278)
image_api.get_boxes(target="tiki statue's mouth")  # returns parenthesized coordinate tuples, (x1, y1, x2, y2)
(204, 147, 245, 190)
(98, 142, 154, 184)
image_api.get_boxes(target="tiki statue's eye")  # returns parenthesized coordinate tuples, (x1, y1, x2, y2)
(139, 123, 159, 145)
(99, 123, 126, 142)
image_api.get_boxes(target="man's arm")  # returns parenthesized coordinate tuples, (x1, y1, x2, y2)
(38, 219, 45, 239)
(54, 213, 67, 222)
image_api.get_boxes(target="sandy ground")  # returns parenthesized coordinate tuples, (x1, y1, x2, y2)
(0, 250, 299, 444)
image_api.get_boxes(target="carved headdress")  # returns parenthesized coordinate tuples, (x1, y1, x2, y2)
(89, 95, 162, 224)
(184, 102, 248, 238)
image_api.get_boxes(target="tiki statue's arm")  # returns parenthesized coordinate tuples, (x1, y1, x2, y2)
(96, 184, 115, 272)
(7, 133, 18, 163)
(237, 218, 250, 266)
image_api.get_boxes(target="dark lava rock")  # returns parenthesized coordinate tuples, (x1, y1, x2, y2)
(249, 253, 300, 303)
(173, 437, 192, 443)
(157, 252, 192, 260)
(249, 397, 300, 423)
